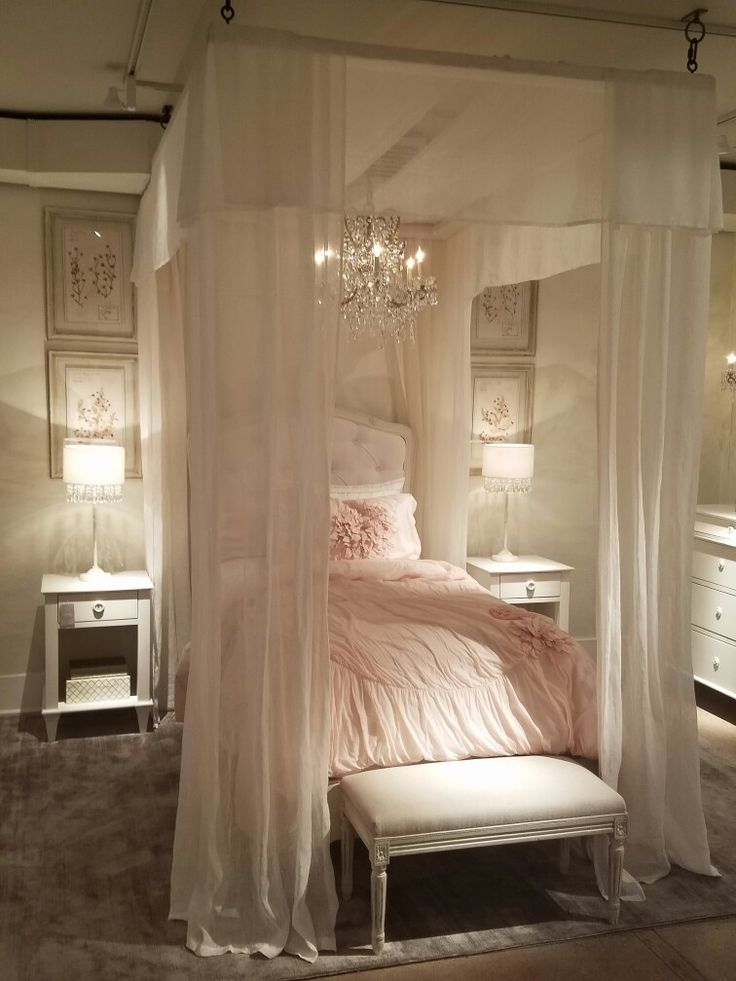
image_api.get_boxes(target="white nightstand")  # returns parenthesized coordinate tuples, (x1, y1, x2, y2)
(41, 571, 154, 741)
(466, 555, 573, 630)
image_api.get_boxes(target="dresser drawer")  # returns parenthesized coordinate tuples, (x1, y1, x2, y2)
(693, 540, 736, 590)
(691, 583, 736, 639)
(692, 628, 736, 697)
(58, 592, 138, 626)
(499, 573, 561, 602)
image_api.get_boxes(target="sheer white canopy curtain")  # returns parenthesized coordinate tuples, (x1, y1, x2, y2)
(133, 24, 721, 962)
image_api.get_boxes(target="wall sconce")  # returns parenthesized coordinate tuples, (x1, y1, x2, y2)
(722, 352, 736, 395)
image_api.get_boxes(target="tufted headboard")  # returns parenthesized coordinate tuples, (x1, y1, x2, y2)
(331, 410, 413, 492)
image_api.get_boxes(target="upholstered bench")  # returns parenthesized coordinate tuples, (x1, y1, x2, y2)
(340, 755, 627, 953)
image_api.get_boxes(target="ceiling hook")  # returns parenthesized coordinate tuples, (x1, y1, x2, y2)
(220, 1, 235, 25)
(682, 8, 707, 74)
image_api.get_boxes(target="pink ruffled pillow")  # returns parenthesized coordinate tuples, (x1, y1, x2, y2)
(329, 493, 421, 561)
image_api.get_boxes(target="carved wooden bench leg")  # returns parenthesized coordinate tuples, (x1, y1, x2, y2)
(371, 842, 390, 953)
(608, 815, 627, 925)
(341, 814, 354, 901)
(558, 837, 571, 874)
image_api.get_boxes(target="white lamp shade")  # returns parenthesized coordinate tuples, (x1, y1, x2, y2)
(63, 441, 125, 502)
(482, 442, 534, 480)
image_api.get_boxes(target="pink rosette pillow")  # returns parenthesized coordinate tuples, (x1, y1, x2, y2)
(329, 493, 421, 561)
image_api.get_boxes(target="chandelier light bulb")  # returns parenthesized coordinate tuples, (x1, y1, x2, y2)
(728, 352, 736, 365)
(372, 241, 383, 257)
(415, 246, 425, 264)
(314, 248, 326, 265)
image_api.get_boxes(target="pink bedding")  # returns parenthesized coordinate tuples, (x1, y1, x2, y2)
(328, 559, 597, 777)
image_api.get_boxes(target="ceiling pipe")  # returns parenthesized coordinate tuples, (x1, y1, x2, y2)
(126, 0, 155, 79)
(0, 108, 171, 124)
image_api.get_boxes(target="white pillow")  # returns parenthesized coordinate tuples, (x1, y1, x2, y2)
(330, 477, 404, 500)
(329, 493, 421, 561)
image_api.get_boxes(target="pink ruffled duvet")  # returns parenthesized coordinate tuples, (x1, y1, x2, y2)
(328, 559, 597, 777)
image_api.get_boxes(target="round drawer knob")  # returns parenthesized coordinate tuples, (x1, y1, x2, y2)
(92, 602, 105, 619)
(713, 656, 721, 672)
(715, 607, 723, 621)
(729, 526, 735, 536)
(718, 559, 726, 572)
(526, 580, 536, 594)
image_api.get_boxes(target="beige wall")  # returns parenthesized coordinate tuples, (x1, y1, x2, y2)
(699, 231, 736, 505)
(468, 264, 599, 643)
(0, 183, 144, 713)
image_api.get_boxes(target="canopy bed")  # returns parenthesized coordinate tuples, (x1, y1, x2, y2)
(175, 410, 597, 774)
(132, 16, 721, 963)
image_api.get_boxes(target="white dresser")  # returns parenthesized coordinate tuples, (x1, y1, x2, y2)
(692, 506, 736, 699)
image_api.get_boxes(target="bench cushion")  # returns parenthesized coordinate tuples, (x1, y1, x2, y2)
(340, 756, 625, 838)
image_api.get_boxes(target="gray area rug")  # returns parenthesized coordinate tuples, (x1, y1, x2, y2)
(2, 697, 735, 981)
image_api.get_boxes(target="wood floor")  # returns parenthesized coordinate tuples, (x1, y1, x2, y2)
(334, 918, 736, 981)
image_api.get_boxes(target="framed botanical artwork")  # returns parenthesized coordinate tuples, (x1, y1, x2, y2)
(45, 208, 136, 341)
(471, 281, 537, 356)
(470, 364, 534, 473)
(48, 351, 141, 478)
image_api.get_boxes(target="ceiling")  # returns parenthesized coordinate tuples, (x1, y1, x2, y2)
(3, 0, 736, 152)
(0, 0, 209, 116)
(437, 0, 736, 31)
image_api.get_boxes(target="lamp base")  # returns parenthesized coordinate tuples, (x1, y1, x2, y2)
(491, 548, 519, 563)
(79, 564, 113, 583)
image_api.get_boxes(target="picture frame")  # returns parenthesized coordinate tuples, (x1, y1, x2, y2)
(48, 351, 142, 478)
(45, 208, 136, 342)
(470, 364, 534, 473)
(471, 281, 537, 356)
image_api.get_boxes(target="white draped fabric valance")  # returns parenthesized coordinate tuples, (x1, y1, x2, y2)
(133, 25, 722, 962)
(134, 28, 721, 284)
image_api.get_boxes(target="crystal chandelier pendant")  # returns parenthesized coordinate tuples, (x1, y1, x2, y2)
(340, 214, 438, 342)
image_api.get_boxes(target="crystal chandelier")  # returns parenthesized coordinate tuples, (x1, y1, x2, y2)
(339, 215, 438, 342)
(723, 352, 736, 394)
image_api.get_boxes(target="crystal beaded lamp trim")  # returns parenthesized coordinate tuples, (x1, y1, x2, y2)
(66, 482, 123, 503)
(483, 476, 532, 493)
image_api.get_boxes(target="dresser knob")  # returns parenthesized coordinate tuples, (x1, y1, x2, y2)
(729, 526, 735, 536)
(525, 580, 536, 595)
(92, 602, 105, 619)
(713, 656, 720, 672)
(718, 559, 726, 572)
(715, 607, 723, 621)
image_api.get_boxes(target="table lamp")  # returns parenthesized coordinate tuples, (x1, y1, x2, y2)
(63, 439, 125, 581)
(482, 442, 534, 562)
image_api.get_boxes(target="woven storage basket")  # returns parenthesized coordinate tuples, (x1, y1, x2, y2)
(65, 658, 130, 704)
(66, 673, 130, 704)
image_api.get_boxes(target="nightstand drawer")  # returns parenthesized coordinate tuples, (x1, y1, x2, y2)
(59, 592, 138, 625)
(691, 583, 736, 639)
(693, 541, 736, 590)
(692, 628, 736, 695)
(498, 574, 561, 602)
